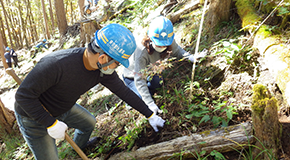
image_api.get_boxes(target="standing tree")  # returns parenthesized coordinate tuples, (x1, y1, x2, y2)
(17, 0, 29, 48)
(204, 0, 232, 40)
(41, 0, 51, 39)
(0, 0, 14, 48)
(54, 0, 68, 36)
(78, 0, 85, 18)
(48, 0, 55, 34)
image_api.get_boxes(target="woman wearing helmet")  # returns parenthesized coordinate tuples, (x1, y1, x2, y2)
(14, 23, 165, 160)
(123, 16, 206, 113)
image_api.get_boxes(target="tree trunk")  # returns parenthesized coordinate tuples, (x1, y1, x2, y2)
(0, 16, 7, 47)
(79, 0, 85, 18)
(48, 0, 55, 34)
(109, 122, 254, 160)
(251, 84, 281, 159)
(204, 0, 232, 40)
(17, 0, 28, 48)
(25, 0, 38, 43)
(0, 0, 14, 48)
(10, 15, 20, 49)
(41, 0, 51, 39)
(54, 0, 68, 36)
(80, 21, 101, 46)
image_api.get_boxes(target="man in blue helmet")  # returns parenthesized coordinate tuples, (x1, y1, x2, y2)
(122, 16, 206, 112)
(4, 47, 19, 68)
(84, 0, 99, 16)
(32, 39, 48, 58)
(14, 23, 165, 160)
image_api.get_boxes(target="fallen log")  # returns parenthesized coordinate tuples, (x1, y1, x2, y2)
(109, 122, 254, 160)
(166, 0, 200, 23)
(235, 0, 290, 108)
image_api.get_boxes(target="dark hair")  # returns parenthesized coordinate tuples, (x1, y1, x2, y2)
(141, 35, 172, 59)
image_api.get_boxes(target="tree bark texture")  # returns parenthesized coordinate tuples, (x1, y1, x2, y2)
(109, 122, 253, 160)
(235, 0, 290, 109)
(78, 0, 85, 18)
(54, 0, 68, 36)
(0, 0, 14, 48)
(80, 21, 101, 46)
(17, 0, 28, 48)
(204, 0, 232, 39)
(48, 0, 55, 34)
(0, 16, 7, 47)
(41, 0, 51, 40)
(251, 84, 281, 159)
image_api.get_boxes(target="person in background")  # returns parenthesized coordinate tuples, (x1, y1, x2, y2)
(122, 16, 206, 112)
(4, 47, 19, 68)
(84, 0, 99, 16)
(32, 39, 48, 59)
(14, 23, 165, 160)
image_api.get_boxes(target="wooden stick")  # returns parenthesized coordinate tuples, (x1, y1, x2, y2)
(65, 133, 89, 160)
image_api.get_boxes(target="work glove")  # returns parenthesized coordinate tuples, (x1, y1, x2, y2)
(148, 102, 163, 114)
(148, 113, 165, 132)
(47, 120, 68, 141)
(188, 49, 208, 63)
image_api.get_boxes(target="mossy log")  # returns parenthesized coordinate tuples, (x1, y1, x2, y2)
(236, 0, 290, 107)
(251, 84, 281, 159)
(108, 122, 253, 160)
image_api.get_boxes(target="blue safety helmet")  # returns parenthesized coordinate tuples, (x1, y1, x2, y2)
(148, 16, 175, 46)
(43, 39, 47, 42)
(94, 23, 136, 68)
(5, 47, 10, 51)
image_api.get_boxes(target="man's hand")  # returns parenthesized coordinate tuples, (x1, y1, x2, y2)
(148, 113, 165, 132)
(148, 102, 163, 114)
(47, 120, 68, 140)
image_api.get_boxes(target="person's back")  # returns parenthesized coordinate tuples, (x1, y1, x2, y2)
(4, 47, 13, 67)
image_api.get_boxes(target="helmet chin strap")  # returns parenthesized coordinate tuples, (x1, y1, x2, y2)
(96, 54, 116, 69)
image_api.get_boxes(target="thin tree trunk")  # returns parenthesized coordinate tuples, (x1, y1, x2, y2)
(71, 1, 73, 24)
(41, 0, 51, 39)
(79, 0, 85, 18)
(25, 0, 37, 43)
(17, 0, 27, 48)
(48, 0, 55, 34)
(10, 15, 20, 49)
(54, 0, 68, 36)
(0, 0, 14, 48)
(0, 16, 7, 47)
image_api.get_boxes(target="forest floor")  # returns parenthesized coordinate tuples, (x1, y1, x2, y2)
(1, 1, 290, 160)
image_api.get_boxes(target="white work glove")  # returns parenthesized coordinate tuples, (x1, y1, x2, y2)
(188, 49, 208, 63)
(148, 102, 163, 114)
(47, 120, 68, 140)
(148, 113, 165, 132)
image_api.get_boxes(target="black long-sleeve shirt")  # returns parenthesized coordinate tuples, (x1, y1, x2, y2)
(15, 47, 153, 127)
